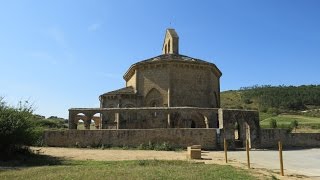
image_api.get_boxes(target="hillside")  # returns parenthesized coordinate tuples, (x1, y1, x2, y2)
(221, 85, 320, 113)
(221, 85, 320, 131)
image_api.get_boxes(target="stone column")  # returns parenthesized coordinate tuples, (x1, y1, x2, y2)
(84, 113, 93, 130)
(68, 111, 77, 129)
(116, 112, 120, 129)
(167, 88, 171, 128)
(101, 111, 107, 129)
(205, 117, 209, 129)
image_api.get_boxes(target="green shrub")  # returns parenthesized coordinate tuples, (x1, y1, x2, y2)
(34, 119, 67, 129)
(267, 108, 280, 115)
(269, 119, 277, 128)
(137, 141, 174, 151)
(243, 98, 253, 104)
(290, 120, 299, 132)
(0, 98, 43, 159)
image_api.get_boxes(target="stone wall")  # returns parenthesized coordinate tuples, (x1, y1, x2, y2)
(218, 109, 260, 149)
(126, 70, 137, 91)
(138, 64, 170, 106)
(44, 128, 218, 150)
(260, 129, 320, 148)
(170, 65, 216, 108)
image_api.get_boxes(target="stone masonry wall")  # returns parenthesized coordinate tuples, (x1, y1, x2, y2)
(260, 129, 320, 148)
(126, 70, 137, 91)
(138, 64, 170, 106)
(44, 128, 218, 150)
(170, 65, 216, 107)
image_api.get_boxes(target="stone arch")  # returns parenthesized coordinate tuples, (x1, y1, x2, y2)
(191, 112, 207, 128)
(121, 104, 137, 128)
(82, 111, 99, 130)
(145, 88, 163, 107)
(90, 113, 101, 129)
(219, 109, 260, 148)
(144, 88, 166, 127)
(74, 113, 86, 130)
(69, 110, 101, 129)
(170, 112, 208, 128)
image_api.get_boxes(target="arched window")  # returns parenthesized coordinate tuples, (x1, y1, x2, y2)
(168, 40, 171, 53)
(145, 88, 163, 106)
(145, 88, 163, 118)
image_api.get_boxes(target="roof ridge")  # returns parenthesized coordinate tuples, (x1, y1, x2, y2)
(101, 86, 135, 96)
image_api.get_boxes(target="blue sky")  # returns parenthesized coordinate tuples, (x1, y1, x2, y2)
(1, 0, 320, 118)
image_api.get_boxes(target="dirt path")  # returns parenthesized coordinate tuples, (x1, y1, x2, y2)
(33, 147, 186, 161)
(32, 147, 316, 180)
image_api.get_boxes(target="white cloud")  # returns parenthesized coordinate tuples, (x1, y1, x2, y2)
(88, 23, 102, 32)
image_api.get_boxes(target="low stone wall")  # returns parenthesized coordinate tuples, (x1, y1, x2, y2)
(44, 128, 218, 150)
(260, 129, 320, 148)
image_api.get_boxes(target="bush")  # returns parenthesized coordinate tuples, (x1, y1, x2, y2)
(137, 141, 174, 151)
(290, 120, 299, 132)
(34, 119, 67, 129)
(0, 98, 42, 159)
(267, 108, 280, 115)
(269, 119, 277, 128)
(243, 98, 253, 104)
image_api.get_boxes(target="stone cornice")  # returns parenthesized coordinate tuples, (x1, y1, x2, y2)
(123, 55, 222, 81)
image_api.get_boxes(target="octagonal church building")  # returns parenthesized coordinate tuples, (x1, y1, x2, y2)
(97, 29, 222, 129)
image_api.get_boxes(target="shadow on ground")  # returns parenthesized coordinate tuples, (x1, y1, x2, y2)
(0, 148, 66, 167)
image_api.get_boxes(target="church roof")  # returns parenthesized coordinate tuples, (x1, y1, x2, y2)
(139, 54, 210, 64)
(100, 86, 135, 96)
(123, 54, 222, 81)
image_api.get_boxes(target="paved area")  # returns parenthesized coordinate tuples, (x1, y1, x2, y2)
(34, 147, 320, 179)
(226, 149, 320, 179)
(202, 148, 320, 179)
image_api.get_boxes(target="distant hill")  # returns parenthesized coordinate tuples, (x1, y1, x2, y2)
(221, 85, 320, 114)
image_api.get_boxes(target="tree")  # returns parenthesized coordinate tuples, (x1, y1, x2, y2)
(0, 98, 42, 159)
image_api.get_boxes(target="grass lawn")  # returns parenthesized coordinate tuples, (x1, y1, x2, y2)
(260, 114, 320, 132)
(0, 156, 257, 180)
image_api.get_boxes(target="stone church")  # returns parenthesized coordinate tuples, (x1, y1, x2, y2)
(48, 29, 319, 150)
(50, 29, 280, 150)
(98, 29, 222, 129)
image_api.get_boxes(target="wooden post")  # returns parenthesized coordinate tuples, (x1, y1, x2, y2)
(279, 141, 284, 176)
(246, 139, 250, 169)
(224, 138, 228, 163)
